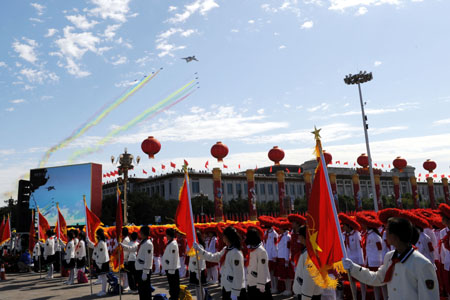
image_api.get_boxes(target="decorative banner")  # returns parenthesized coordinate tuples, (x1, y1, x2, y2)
(246, 169, 257, 221)
(426, 177, 436, 209)
(276, 170, 286, 217)
(443, 178, 450, 205)
(69, 79, 198, 162)
(39, 71, 162, 167)
(304, 171, 312, 202)
(374, 174, 383, 209)
(392, 176, 403, 209)
(410, 176, 419, 208)
(212, 168, 224, 222)
(352, 174, 362, 211)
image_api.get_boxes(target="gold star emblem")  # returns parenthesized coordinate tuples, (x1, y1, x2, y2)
(309, 231, 323, 253)
(311, 126, 321, 140)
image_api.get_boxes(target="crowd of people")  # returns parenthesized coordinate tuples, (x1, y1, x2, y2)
(1, 203, 450, 300)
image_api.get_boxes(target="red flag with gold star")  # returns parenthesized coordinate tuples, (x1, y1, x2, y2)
(305, 127, 345, 289)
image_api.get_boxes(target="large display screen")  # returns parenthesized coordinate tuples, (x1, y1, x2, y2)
(29, 163, 102, 226)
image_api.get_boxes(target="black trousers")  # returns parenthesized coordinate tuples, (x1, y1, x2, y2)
(166, 269, 180, 300)
(126, 261, 137, 291)
(247, 282, 273, 300)
(136, 270, 152, 300)
(222, 287, 248, 300)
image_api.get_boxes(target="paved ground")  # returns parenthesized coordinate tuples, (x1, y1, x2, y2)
(0, 272, 297, 300)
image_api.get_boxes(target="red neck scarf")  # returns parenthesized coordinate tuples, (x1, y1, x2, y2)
(220, 247, 232, 267)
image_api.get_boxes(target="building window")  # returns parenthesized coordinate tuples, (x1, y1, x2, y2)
(260, 184, 265, 195)
(161, 184, 165, 197)
(227, 183, 233, 194)
(290, 184, 295, 195)
(236, 183, 242, 194)
(268, 184, 273, 195)
(192, 181, 200, 194)
(244, 183, 248, 193)
(169, 181, 172, 195)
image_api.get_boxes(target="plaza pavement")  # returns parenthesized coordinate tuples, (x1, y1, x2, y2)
(0, 272, 296, 300)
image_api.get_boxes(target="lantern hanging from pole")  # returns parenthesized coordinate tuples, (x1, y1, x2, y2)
(357, 153, 369, 169)
(268, 146, 285, 165)
(393, 156, 407, 172)
(141, 136, 161, 159)
(211, 141, 229, 162)
(423, 159, 437, 173)
(316, 150, 332, 165)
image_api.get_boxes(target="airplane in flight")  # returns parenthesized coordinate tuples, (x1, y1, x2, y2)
(181, 56, 199, 63)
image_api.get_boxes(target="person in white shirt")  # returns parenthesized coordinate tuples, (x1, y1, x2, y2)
(162, 228, 181, 300)
(31, 234, 41, 273)
(86, 228, 110, 297)
(195, 226, 248, 300)
(120, 230, 138, 293)
(205, 229, 219, 284)
(276, 222, 292, 296)
(293, 225, 323, 300)
(60, 231, 76, 285)
(343, 217, 439, 300)
(42, 229, 56, 279)
(259, 216, 279, 293)
(245, 227, 272, 300)
(133, 225, 153, 300)
(75, 231, 86, 276)
(339, 213, 366, 300)
(189, 230, 207, 299)
(439, 203, 450, 296)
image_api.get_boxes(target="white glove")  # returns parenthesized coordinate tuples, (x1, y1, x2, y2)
(193, 242, 203, 251)
(231, 295, 238, 300)
(141, 273, 147, 281)
(342, 258, 356, 270)
(257, 285, 265, 293)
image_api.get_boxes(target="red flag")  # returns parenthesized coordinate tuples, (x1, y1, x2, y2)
(184, 159, 189, 166)
(343, 162, 348, 165)
(0, 215, 11, 246)
(161, 164, 166, 170)
(29, 210, 35, 252)
(433, 174, 437, 178)
(298, 167, 302, 174)
(426, 174, 429, 178)
(175, 172, 197, 255)
(143, 169, 148, 175)
(38, 209, 50, 242)
(418, 173, 422, 177)
(381, 164, 384, 168)
(106, 173, 111, 178)
(170, 162, 176, 168)
(152, 167, 156, 173)
(238, 164, 241, 169)
(255, 165, 258, 171)
(305, 136, 344, 288)
(114, 170, 119, 175)
(441, 174, 445, 179)
(269, 166, 272, 173)
(0, 217, 5, 244)
(223, 164, 228, 169)
(335, 161, 340, 164)
(103, 174, 106, 178)
(116, 186, 123, 242)
(388, 164, 391, 168)
(353, 163, 356, 167)
(85, 199, 102, 244)
(56, 204, 68, 243)
(285, 168, 290, 173)
(374, 163, 378, 167)
(205, 160, 209, 169)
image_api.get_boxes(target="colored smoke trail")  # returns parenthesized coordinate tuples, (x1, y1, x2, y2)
(38, 69, 162, 167)
(68, 79, 198, 162)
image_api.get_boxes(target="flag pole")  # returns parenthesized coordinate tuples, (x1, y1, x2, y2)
(184, 165, 204, 300)
(84, 195, 93, 295)
(117, 185, 122, 300)
(314, 127, 357, 300)
(57, 203, 63, 279)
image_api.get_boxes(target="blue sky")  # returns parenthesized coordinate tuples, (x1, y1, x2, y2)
(1, 0, 450, 204)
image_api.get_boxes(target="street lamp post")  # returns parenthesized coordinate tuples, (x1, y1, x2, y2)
(112, 148, 140, 224)
(344, 71, 379, 211)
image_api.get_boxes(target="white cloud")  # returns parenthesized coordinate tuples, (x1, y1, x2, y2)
(10, 99, 25, 104)
(257, 108, 265, 114)
(329, 0, 401, 11)
(114, 79, 138, 87)
(248, 19, 255, 24)
(301, 20, 314, 29)
(53, 26, 101, 76)
(374, 60, 382, 67)
(45, 28, 58, 37)
(168, 6, 177, 12)
(180, 29, 197, 37)
(156, 41, 186, 57)
(5, 107, 14, 112)
(307, 102, 329, 112)
(135, 55, 153, 66)
(29, 17, 44, 23)
(328, 102, 417, 118)
(356, 6, 368, 15)
(279, 0, 301, 17)
(12, 38, 38, 64)
(261, 3, 278, 13)
(111, 55, 127, 65)
(66, 15, 99, 30)
(89, 0, 132, 22)
(19, 68, 59, 84)
(433, 118, 450, 126)
(279, 45, 286, 49)
(231, 29, 239, 33)
(0, 61, 6, 67)
(168, 0, 219, 23)
(31, 3, 45, 15)
(104, 24, 121, 40)
(157, 28, 182, 41)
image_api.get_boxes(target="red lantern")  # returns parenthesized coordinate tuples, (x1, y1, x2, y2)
(393, 156, 407, 172)
(316, 150, 332, 165)
(268, 146, 285, 165)
(423, 159, 437, 173)
(211, 141, 229, 162)
(141, 136, 161, 159)
(357, 153, 369, 168)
